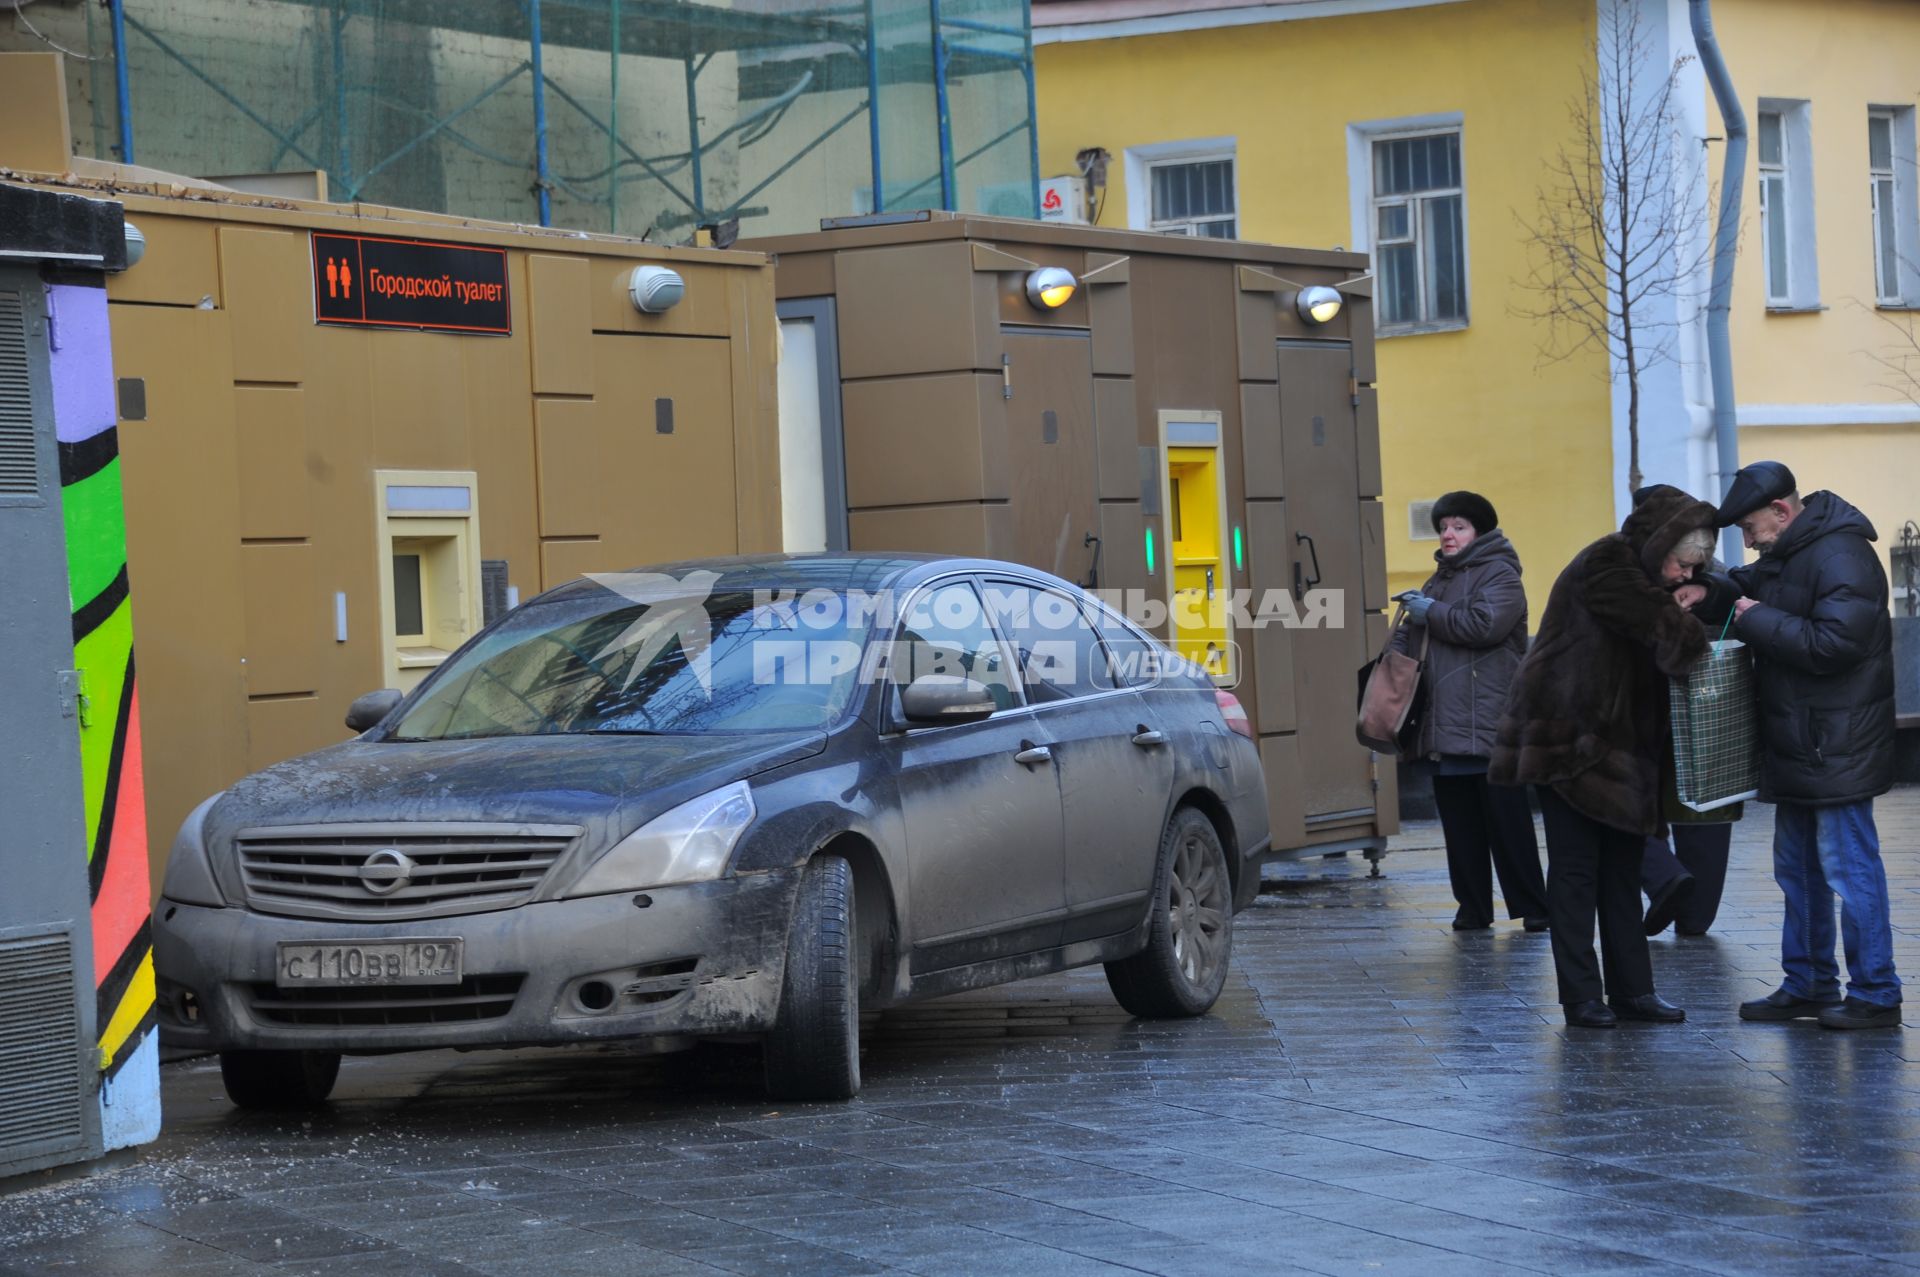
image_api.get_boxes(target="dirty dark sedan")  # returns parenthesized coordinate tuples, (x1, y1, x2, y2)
(154, 555, 1271, 1106)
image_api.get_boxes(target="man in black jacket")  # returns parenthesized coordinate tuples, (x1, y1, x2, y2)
(1714, 461, 1902, 1030)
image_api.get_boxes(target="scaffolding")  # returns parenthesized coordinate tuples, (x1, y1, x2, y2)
(70, 0, 1037, 235)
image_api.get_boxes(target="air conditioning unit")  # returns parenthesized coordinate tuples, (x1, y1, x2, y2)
(1039, 175, 1089, 224)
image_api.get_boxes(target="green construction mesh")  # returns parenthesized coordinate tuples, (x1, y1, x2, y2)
(15, 0, 1037, 235)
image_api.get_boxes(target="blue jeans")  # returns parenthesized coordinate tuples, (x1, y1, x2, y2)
(1773, 800, 1902, 1007)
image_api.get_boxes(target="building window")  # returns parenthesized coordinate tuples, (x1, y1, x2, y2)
(1869, 107, 1919, 306)
(1147, 157, 1236, 238)
(1368, 130, 1466, 330)
(1759, 110, 1791, 305)
(1124, 139, 1237, 239)
(1758, 99, 1819, 310)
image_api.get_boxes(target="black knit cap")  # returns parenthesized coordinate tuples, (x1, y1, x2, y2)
(1714, 460, 1796, 527)
(1430, 490, 1498, 537)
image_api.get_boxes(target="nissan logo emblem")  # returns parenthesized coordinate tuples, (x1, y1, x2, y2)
(357, 848, 415, 896)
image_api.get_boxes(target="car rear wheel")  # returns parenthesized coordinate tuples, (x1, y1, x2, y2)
(1104, 806, 1233, 1018)
(763, 854, 860, 1100)
(219, 1049, 341, 1109)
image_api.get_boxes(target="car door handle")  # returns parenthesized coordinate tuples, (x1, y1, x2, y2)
(1131, 728, 1168, 747)
(1013, 743, 1053, 766)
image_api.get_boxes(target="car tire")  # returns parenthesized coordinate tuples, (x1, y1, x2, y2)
(763, 854, 860, 1101)
(1104, 806, 1233, 1018)
(219, 1049, 341, 1109)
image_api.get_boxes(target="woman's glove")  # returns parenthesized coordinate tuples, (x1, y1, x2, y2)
(1402, 593, 1435, 623)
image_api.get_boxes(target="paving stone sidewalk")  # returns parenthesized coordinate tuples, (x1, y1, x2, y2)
(3, 790, 1918, 1277)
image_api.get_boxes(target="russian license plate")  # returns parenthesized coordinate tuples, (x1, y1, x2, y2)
(276, 939, 462, 988)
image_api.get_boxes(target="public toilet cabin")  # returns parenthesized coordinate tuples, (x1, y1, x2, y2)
(750, 212, 1397, 863)
(2, 53, 783, 897)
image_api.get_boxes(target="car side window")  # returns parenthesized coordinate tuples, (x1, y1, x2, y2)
(1081, 595, 1161, 689)
(980, 581, 1114, 703)
(890, 580, 1022, 714)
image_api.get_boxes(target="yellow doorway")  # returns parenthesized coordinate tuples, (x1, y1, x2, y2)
(1164, 433, 1232, 681)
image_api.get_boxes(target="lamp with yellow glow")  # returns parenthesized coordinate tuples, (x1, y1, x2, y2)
(1294, 284, 1343, 325)
(1024, 267, 1078, 310)
(1297, 284, 1344, 326)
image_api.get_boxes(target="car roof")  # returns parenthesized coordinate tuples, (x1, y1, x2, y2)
(527, 552, 1080, 608)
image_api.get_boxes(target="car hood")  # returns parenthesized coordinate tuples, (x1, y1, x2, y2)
(203, 730, 827, 866)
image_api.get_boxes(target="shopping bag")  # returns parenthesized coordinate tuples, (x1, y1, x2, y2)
(1356, 605, 1428, 756)
(1669, 638, 1760, 812)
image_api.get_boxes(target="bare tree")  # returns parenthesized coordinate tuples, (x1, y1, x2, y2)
(1514, 4, 1713, 495)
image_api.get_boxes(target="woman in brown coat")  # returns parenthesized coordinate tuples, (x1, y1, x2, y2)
(1490, 485, 1716, 1028)
(1392, 491, 1548, 932)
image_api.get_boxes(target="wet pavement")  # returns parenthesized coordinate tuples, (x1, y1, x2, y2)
(4, 790, 1918, 1277)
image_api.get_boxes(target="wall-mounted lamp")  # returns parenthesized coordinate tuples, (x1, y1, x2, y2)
(120, 220, 146, 271)
(1024, 266, 1077, 310)
(1294, 284, 1342, 325)
(628, 265, 685, 314)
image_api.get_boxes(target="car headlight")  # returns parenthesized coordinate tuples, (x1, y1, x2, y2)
(161, 793, 227, 907)
(564, 781, 756, 897)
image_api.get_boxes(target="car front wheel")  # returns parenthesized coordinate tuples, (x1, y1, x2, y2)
(763, 854, 860, 1100)
(219, 1049, 341, 1109)
(1105, 806, 1233, 1018)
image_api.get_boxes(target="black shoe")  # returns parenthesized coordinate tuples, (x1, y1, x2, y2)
(1564, 999, 1617, 1028)
(1738, 989, 1840, 1022)
(1817, 998, 1903, 1030)
(1643, 873, 1696, 936)
(1452, 912, 1491, 931)
(1523, 917, 1550, 933)
(1674, 924, 1708, 937)
(1609, 993, 1685, 1023)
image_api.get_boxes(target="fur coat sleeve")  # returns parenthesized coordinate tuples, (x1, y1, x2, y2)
(1581, 540, 1708, 676)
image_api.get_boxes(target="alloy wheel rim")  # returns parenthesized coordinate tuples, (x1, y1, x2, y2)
(1168, 831, 1227, 987)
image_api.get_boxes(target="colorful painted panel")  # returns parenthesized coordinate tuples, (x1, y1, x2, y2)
(47, 280, 159, 1150)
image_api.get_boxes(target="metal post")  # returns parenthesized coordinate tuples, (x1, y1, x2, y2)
(528, 0, 553, 226)
(332, 0, 350, 196)
(1021, 1, 1040, 218)
(608, 0, 620, 232)
(1690, 0, 1747, 565)
(110, 0, 135, 163)
(685, 57, 705, 220)
(864, 0, 883, 212)
(928, 0, 955, 211)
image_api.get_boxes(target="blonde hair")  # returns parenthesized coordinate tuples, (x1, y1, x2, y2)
(1671, 527, 1715, 565)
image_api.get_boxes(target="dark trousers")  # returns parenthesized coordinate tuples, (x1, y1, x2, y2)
(1539, 786, 1655, 1005)
(1433, 774, 1549, 925)
(1641, 823, 1733, 934)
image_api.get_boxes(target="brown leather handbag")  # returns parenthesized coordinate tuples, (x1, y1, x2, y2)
(1355, 604, 1429, 756)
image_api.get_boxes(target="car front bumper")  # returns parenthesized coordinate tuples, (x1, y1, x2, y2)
(154, 867, 800, 1054)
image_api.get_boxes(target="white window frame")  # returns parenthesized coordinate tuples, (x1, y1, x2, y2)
(1869, 105, 1920, 308)
(1124, 137, 1238, 239)
(1347, 113, 1469, 335)
(1758, 98, 1820, 311)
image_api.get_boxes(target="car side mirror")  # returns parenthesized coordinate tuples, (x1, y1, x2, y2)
(899, 675, 997, 725)
(345, 688, 403, 733)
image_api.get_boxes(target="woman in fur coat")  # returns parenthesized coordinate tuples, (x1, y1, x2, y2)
(1490, 485, 1716, 1028)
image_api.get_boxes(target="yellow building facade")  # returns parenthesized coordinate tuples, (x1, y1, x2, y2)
(1714, 0, 1920, 601)
(1036, 0, 1920, 601)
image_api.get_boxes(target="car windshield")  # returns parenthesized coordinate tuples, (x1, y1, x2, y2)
(390, 585, 868, 739)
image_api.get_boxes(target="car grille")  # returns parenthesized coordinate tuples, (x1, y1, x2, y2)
(235, 824, 582, 922)
(246, 975, 524, 1027)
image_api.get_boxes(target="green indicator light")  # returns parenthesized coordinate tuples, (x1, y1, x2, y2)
(1144, 527, 1156, 575)
(1232, 525, 1244, 572)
